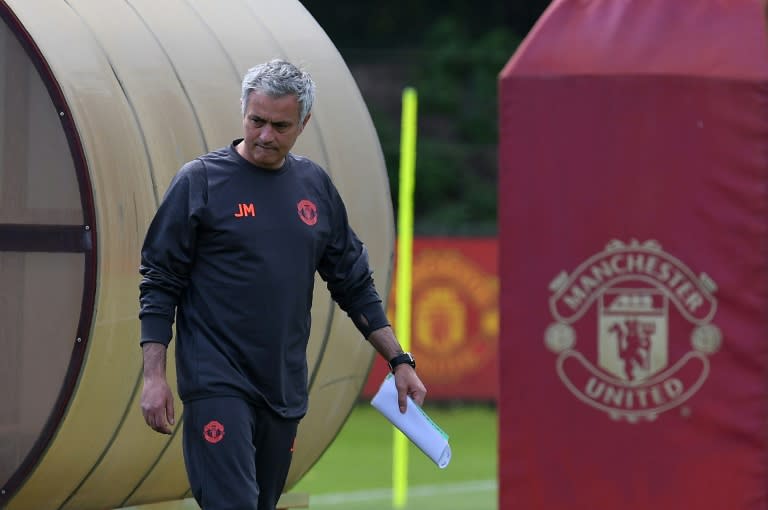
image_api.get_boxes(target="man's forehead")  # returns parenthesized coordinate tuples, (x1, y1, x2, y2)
(246, 91, 300, 118)
(246, 89, 298, 104)
(245, 95, 299, 123)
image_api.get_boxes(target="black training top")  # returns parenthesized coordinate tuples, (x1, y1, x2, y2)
(139, 140, 389, 418)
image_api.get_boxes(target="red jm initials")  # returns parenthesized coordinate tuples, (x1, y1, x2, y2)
(234, 203, 256, 217)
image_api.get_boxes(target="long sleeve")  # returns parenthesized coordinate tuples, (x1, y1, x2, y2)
(317, 181, 389, 338)
(139, 160, 207, 345)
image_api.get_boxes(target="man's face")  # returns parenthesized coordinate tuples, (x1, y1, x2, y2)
(238, 90, 310, 169)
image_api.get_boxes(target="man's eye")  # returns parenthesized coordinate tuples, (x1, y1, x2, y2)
(251, 118, 264, 126)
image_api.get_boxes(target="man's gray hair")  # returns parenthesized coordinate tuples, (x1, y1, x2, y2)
(240, 59, 316, 124)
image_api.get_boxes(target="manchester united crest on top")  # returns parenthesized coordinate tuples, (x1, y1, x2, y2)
(545, 239, 722, 423)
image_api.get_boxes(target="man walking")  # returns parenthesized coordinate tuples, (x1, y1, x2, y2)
(139, 59, 426, 510)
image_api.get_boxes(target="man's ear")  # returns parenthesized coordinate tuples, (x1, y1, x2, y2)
(301, 112, 312, 130)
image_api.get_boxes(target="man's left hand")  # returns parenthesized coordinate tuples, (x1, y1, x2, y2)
(393, 365, 427, 413)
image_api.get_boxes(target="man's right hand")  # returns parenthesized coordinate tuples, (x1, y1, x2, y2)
(141, 376, 175, 434)
(140, 342, 175, 434)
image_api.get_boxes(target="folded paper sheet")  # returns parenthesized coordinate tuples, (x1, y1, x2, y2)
(371, 374, 451, 468)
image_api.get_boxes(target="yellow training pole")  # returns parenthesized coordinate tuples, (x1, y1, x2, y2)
(393, 87, 418, 509)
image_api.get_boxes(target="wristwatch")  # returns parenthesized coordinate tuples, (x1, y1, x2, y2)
(388, 352, 416, 373)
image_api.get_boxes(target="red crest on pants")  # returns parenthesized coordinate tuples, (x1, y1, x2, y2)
(203, 420, 225, 444)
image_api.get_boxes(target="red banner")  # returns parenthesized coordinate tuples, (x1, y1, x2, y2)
(499, 1, 768, 509)
(361, 237, 498, 401)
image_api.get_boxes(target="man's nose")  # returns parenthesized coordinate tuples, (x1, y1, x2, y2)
(259, 123, 275, 141)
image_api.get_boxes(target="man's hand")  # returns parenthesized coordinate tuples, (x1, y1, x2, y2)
(141, 342, 175, 434)
(366, 326, 429, 413)
(393, 364, 427, 413)
(141, 376, 175, 434)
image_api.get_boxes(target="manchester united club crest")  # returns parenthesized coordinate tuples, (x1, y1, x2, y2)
(297, 199, 318, 226)
(203, 420, 225, 444)
(545, 239, 721, 423)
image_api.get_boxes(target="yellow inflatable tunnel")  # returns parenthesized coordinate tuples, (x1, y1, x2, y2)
(0, 1, 392, 508)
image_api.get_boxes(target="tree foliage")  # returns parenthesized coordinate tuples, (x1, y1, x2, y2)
(299, 1, 549, 234)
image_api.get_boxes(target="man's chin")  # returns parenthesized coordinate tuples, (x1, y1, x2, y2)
(250, 153, 281, 169)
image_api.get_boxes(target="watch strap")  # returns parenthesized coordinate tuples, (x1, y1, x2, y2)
(388, 352, 416, 373)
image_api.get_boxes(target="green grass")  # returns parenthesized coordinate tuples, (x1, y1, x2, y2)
(292, 403, 497, 510)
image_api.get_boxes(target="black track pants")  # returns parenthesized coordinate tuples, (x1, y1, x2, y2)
(183, 396, 299, 510)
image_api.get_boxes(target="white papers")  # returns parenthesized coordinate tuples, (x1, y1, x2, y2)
(370, 374, 451, 469)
